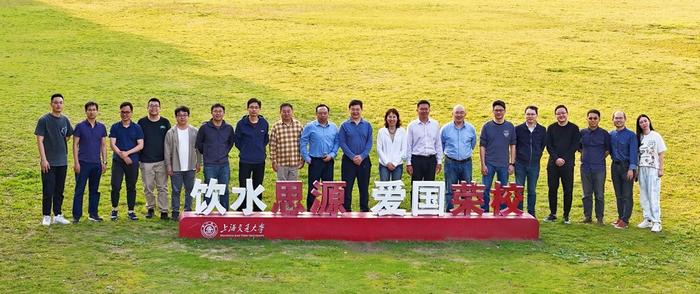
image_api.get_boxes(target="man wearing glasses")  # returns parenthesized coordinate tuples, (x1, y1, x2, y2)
(109, 102, 144, 221)
(479, 100, 516, 212)
(164, 106, 201, 221)
(579, 109, 610, 224)
(138, 98, 171, 220)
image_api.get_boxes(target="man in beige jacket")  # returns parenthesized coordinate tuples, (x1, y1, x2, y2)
(164, 106, 202, 221)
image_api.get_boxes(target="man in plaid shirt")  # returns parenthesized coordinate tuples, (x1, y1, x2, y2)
(269, 103, 304, 180)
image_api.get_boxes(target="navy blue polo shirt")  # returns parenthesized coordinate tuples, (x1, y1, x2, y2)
(74, 120, 107, 164)
(580, 127, 611, 173)
(109, 121, 144, 163)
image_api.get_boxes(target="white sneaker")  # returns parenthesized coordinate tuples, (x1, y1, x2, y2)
(52, 215, 71, 225)
(651, 222, 662, 232)
(637, 219, 653, 229)
(42, 215, 51, 226)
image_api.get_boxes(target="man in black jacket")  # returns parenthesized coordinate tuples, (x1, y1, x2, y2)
(545, 105, 580, 224)
(515, 105, 546, 217)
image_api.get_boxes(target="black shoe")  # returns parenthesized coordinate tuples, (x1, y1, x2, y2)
(145, 208, 154, 219)
(88, 215, 103, 222)
(544, 214, 557, 222)
(111, 210, 118, 221)
(72, 218, 80, 224)
(128, 212, 139, 221)
(581, 217, 592, 224)
(160, 212, 170, 220)
(596, 218, 604, 225)
(563, 217, 571, 224)
(171, 211, 180, 221)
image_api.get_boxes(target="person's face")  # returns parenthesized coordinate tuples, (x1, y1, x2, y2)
(386, 113, 397, 127)
(211, 107, 224, 121)
(316, 106, 329, 122)
(613, 112, 626, 129)
(638, 117, 650, 132)
(587, 112, 600, 128)
(248, 102, 260, 116)
(85, 105, 98, 120)
(525, 109, 538, 124)
(555, 107, 568, 124)
(493, 105, 505, 120)
(120, 106, 132, 122)
(453, 108, 465, 123)
(148, 101, 160, 116)
(51, 97, 64, 113)
(349, 105, 362, 120)
(280, 106, 293, 121)
(176, 111, 189, 125)
(417, 103, 430, 118)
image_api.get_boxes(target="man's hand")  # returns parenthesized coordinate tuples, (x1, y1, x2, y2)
(436, 163, 442, 174)
(322, 155, 333, 162)
(101, 162, 107, 174)
(481, 164, 488, 176)
(386, 162, 395, 171)
(626, 170, 634, 181)
(407, 165, 413, 176)
(167, 168, 173, 176)
(352, 155, 362, 166)
(272, 162, 278, 172)
(73, 162, 81, 174)
(41, 159, 50, 173)
(508, 164, 514, 175)
(555, 158, 565, 167)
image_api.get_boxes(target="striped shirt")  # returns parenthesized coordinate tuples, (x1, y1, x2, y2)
(269, 119, 304, 166)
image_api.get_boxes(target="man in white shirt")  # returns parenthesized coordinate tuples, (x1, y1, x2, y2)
(405, 100, 443, 182)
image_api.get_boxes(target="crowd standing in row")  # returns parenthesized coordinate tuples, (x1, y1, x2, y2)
(35, 94, 666, 232)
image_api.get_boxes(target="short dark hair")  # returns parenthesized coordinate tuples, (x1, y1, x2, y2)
(555, 105, 568, 114)
(525, 105, 538, 114)
(348, 99, 363, 109)
(417, 99, 430, 108)
(492, 100, 506, 110)
(120, 102, 133, 111)
(316, 104, 329, 113)
(174, 106, 190, 116)
(211, 103, 225, 112)
(280, 103, 293, 111)
(247, 98, 261, 108)
(51, 93, 63, 102)
(148, 97, 160, 106)
(384, 108, 401, 128)
(84, 101, 99, 111)
(587, 109, 601, 117)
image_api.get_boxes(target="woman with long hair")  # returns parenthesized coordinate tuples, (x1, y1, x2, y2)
(376, 108, 406, 181)
(635, 114, 667, 232)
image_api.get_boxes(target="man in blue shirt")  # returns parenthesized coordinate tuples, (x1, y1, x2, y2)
(300, 104, 339, 210)
(339, 99, 373, 212)
(610, 111, 638, 229)
(514, 105, 547, 217)
(235, 98, 269, 212)
(109, 102, 144, 221)
(196, 103, 236, 211)
(579, 109, 611, 224)
(440, 105, 477, 211)
(479, 100, 516, 212)
(72, 101, 108, 222)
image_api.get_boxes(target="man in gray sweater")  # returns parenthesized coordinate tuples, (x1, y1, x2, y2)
(164, 106, 202, 221)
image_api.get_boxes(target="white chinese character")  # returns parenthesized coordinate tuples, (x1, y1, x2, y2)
(230, 178, 267, 215)
(370, 180, 406, 216)
(411, 181, 445, 216)
(190, 178, 228, 215)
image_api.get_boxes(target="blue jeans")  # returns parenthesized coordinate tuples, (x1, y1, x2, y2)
(72, 161, 102, 219)
(378, 164, 403, 181)
(203, 164, 230, 210)
(515, 163, 540, 216)
(444, 157, 473, 210)
(482, 163, 509, 212)
(171, 170, 195, 212)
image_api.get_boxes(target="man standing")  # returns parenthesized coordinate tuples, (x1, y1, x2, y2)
(609, 111, 638, 229)
(164, 106, 202, 221)
(235, 98, 269, 211)
(514, 105, 546, 217)
(72, 101, 108, 223)
(406, 100, 442, 182)
(339, 99, 373, 212)
(196, 103, 235, 211)
(138, 98, 171, 220)
(579, 109, 611, 224)
(545, 105, 580, 224)
(269, 103, 304, 181)
(35, 93, 74, 226)
(110, 102, 144, 221)
(300, 104, 339, 210)
(479, 100, 516, 212)
(440, 105, 477, 211)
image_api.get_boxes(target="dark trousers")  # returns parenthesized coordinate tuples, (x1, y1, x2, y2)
(581, 169, 606, 220)
(307, 157, 334, 210)
(171, 170, 195, 212)
(72, 161, 102, 219)
(611, 161, 634, 223)
(341, 156, 371, 212)
(111, 159, 139, 210)
(515, 163, 540, 217)
(41, 165, 67, 216)
(547, 164, 574, 218)
(239, 162, 265, 211)
(410, 155, 437, 182)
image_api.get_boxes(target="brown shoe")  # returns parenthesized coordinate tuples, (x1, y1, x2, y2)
(614, 220, 628, 229)
(581, 217, 592, 224)
(596, 218, 604, 225)
(611, 219, 621, 226)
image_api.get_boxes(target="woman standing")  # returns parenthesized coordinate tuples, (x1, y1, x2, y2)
(636, 114, 667, 232)
(376, 108, 406, 181)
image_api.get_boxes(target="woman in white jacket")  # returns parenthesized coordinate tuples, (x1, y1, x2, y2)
(376, 108, 406, 181)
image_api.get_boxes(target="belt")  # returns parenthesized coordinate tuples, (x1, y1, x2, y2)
(411, 154, 436, 159)
(445, 155, 471, 163)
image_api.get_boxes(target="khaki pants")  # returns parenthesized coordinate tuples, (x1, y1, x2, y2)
(276, 165, 299, 181)
(140, 161, 169, 212)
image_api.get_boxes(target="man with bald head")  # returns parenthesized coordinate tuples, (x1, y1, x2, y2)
(441, 105, 477, 211)
(609, 111, 638, 229)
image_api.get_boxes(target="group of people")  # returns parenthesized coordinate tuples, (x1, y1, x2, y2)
(36, 94, 666, 232)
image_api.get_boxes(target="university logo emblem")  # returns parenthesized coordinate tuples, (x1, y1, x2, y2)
(503, 130, 510, 138)
(200, 221, 218, 239)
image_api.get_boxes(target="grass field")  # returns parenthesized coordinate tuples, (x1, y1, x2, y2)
(1, 0, 699, 292)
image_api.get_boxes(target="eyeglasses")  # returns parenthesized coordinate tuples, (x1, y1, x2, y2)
(120, 111, 131, 114)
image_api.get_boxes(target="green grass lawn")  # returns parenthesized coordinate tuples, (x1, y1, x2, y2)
(1, 0, 699, 292)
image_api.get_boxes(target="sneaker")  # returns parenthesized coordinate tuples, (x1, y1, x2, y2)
(111, 210, 118, 221)
(88, 215, 104, 222)
(52, 215, 71, 225)
(637, 219, 653, 229)
(611, 219, 621, 226)
(614, 220, 628, 229)
(160, 212, 170, 220)
(581, 217, 592, 224)
(171, 211, 180, 221)
(544, 214, 557, 222)
(128, 212, 139, 221)
(42, 215, 51, 226)
(563, 217, 571, 225)
(145, 208, 155, 219)
(651, 222, 662, 232)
